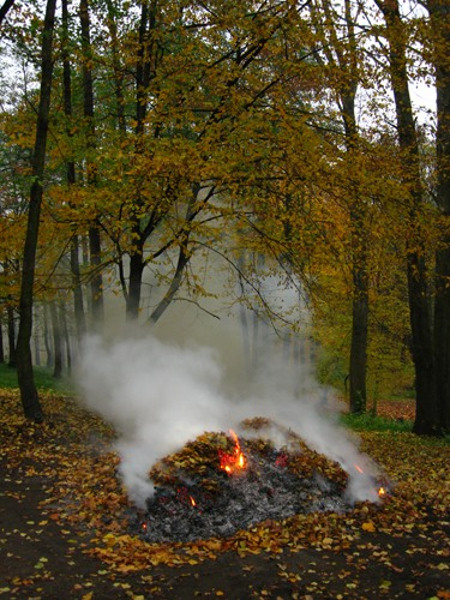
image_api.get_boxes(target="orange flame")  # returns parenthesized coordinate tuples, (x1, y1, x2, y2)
(219, 429, 247, 475)
(189, 496, 196, 507)
(378, 486, 387, 498)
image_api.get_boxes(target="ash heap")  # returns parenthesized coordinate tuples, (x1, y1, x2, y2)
(130, 419, 387, 543)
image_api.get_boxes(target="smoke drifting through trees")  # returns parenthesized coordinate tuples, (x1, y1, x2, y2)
(77, 328, 380, 509)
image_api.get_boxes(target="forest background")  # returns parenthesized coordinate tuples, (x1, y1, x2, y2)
(0, 0, 448, 435)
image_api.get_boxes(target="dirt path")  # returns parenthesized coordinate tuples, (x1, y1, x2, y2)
(1, 456, 449, 599)
(1, 392, 449, 599)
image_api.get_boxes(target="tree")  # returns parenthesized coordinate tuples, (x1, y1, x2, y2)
(375, 0, 439, 434)
(80, 0, 104, 329)
(309, 0, 370, 413)
(428, 0, 450, 432)
(49, 300, 62, 379)
(16, 0, 57, 422)
(61, 0, 87, 343)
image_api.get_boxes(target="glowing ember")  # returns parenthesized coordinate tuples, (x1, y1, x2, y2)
(354, 464, 364, 474)
(189, 496, 196, 507)
(218, 429, 247, 475)
(378, 486, 387, 498)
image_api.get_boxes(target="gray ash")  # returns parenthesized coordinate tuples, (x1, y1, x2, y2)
(131, 443, 349, 543)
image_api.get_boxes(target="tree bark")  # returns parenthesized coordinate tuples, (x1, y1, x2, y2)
(429, 0, 450, 432)
(80, 0, 104, 329)
(0, 319, 4, 363)
(7, 304, 16, 368)
(61, 303, 72, 373)
(62, 0, 86, 343)
(0, 0, 15, 28)
(315, 0, 369, 413)
(349, 208, 369, 413)
(50, 301, 62, 379)
(126, 0, 158, 321)
(43, 303, 53, 368)
(148, 241, 190, 324)
(376, 0, 439, 434)
(16, 0, 57, 422)
(105, 0, 127, 135)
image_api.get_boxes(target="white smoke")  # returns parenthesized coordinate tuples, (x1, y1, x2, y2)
(77, 331, 380, 508)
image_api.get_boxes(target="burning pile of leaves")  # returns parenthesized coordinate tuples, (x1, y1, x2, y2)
(132, 418, 352, 543)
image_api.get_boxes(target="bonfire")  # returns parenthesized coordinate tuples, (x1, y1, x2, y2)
(130, 418, 389, 543)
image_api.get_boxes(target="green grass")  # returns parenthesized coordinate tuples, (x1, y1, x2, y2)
(340, 411, 413, 433)
(0, 362, 74, 394)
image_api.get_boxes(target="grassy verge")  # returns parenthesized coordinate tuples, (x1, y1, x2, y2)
(340, 411, 413, 433)
(0, 362, 74, 394)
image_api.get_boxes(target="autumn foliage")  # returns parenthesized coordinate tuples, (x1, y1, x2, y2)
(1, 391, 449, 598)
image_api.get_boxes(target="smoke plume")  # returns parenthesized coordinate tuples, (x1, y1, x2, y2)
(77, 328, 380, 508)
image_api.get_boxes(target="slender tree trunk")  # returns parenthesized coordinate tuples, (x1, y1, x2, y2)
(127, 241, 145, 321)
(43, 303, 53, 368)
(62, 0, 86, 343)
(345, 117, 369, 414)
(349, 226, 369, 413)
(33, 307, 41, 367)
(0, 319, 4, 363)
(105, 0, 127, 135)
(7, 305, 16, 368)
(60, 304, 72, 373)
(80, 0, 104, 329)
(16, 0, 56, 422)
(429, 0, 450, 432)
(50, 301, 62, 379)
(311, 0, 369, 413)
(376, 0, 439, 434)
(148, 242, 190, 324)
(126, 0, 158, 321)
(70, 236, 86, 341)
(343, 0, 369, 414)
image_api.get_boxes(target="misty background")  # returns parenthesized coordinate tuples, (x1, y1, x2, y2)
(76, 270, 380, 508)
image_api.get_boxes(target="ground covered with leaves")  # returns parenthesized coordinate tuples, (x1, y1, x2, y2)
(0, 391, 449, 599)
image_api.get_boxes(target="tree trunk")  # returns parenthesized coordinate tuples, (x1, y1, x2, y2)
(33, 306, 41, 367)
(0, 0, 15, 28)
(148, 242, 190, 324)
(50, 301, 62, 379)
(105, 0, 127, 135)
(311, 0, 369, 413)
(342, 0, 369, 414)
(125, 0, 158, 321)
(376, 0, 439, 434)
(7, 304, 16, 368)
(16, 0, 56, 422)
(43, 303, 53, 368)
(0, 319, 4, 363)
(80, 0, 104, 329)
(126, 240, 145, 321)
(62, 0, 86, 343)
(60, 304, 72, 373)
(88, 227, 104, 327)
(429, 0, 450, 432)
(349, 237, 369, 413)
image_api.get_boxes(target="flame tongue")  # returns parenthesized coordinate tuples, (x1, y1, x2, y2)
(219, 429, 247, 475)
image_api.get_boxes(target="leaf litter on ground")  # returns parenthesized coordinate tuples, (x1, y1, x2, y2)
(0, 390, 449, 598)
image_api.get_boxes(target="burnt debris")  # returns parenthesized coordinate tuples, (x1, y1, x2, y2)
(130, 433, 350, 543)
